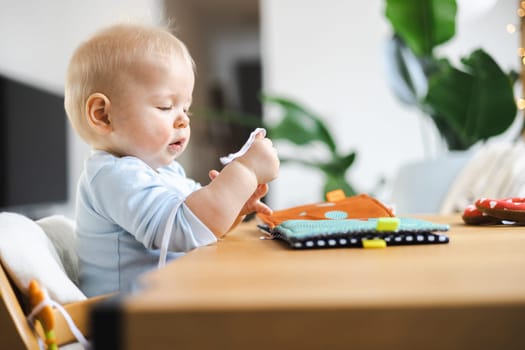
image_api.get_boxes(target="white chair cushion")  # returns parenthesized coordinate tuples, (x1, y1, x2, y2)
(0, 212, 86, 304)
(36, 215, 80, 286)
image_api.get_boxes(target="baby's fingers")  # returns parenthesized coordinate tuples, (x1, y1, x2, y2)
(253, 200, 273, 215)
(208, 169, 219, 181)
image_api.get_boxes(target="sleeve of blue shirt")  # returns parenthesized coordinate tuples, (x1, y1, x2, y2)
(87, 156, 217, 253)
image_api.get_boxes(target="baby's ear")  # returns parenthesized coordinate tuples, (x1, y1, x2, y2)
(86, 93, 112, 134)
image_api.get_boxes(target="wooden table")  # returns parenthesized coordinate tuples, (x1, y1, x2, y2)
(92, 215, 525, 350)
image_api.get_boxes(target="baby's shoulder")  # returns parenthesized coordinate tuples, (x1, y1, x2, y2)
(85, 152, 155, 181)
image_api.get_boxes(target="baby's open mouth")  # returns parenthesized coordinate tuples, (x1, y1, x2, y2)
(168, 139, 185, 151)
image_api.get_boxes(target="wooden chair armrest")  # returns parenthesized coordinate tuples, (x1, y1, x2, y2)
(35, 293, 115, 346)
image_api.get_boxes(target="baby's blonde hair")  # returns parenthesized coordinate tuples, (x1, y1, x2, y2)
(64, 23, 194, 144)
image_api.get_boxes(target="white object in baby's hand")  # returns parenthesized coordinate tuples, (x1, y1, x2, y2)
(219, 128, 266, 165)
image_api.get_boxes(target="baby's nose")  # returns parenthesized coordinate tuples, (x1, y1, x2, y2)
(174, 114, 189, 128)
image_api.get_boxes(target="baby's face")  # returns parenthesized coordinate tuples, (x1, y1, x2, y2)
(107, 54, 195, 169)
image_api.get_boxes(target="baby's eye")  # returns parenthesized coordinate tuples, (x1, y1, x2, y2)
(157, 105, 173, 111)
(184, 109, 193, 117)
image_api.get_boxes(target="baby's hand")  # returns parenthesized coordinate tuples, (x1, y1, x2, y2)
(208, 170, 272, 216)
(240, 183, 272, 216)
(236, 133, 279, 184)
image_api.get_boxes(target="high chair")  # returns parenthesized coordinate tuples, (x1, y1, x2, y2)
(0, 212, 108, 349)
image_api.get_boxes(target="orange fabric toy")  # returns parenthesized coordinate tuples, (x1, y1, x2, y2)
(257, 193, 395, 229)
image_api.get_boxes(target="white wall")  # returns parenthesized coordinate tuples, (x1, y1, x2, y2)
(0, 0, 164, 217)
(260, 0, 520, 210)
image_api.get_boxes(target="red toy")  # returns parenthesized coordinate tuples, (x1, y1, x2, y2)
(462, 197, 525, 225)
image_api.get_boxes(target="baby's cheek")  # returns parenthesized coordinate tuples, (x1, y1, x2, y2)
(153, 127, 172, 143)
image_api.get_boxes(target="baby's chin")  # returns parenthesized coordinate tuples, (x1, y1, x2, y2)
(162, 149, 186, 166)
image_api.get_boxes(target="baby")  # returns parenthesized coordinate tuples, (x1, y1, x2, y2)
(64, 23, 279, 297)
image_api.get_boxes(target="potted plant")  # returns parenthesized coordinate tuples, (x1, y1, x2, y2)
(384, 0, 518, 151)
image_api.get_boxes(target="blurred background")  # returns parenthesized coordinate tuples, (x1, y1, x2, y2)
(0, 0, 521, 218)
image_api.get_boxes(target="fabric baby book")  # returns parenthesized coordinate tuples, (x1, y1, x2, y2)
(257, 193, 450, 249)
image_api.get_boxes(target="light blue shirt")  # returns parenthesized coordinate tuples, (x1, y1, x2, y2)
(76, 150, 217, 297)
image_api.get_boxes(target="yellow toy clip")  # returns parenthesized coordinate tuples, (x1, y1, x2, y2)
(362, 239, 387, 249)
(375, 217, 400, 232)
(28, 280, 57, 350)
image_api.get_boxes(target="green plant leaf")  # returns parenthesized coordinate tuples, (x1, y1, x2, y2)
(385, 0, 457, 56)
(262, 95, 337, 153)
(279, 151, 357, 197)
(424, 49, 517, 149)
(278, 157, 322, 169)
(318, 151, 357, 176)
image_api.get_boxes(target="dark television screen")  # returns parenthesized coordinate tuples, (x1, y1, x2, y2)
(0, 75, 68, 208)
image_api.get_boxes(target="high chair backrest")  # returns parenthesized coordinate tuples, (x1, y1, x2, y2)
(0, 212, 110, 349)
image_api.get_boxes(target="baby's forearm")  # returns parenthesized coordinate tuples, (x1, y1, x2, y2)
(185, 161, 257, 237)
